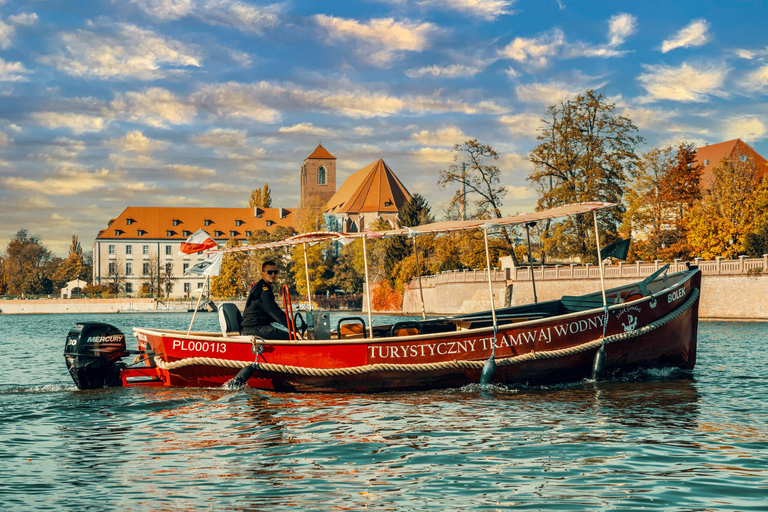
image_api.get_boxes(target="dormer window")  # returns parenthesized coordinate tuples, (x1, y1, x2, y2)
(704, 160, 710, 166)
(245, 231, 252, 237)
(137, 230, 147, 236)
(235, 219, 244, 226)
(126, 218, 135, 225)
(230, 231, 239, 237)
(166, 230, 176, 237)
(255, 208, 264, 219)
(266, 220, 274, 227)
(183, 230, 192, 237)
(280, 208, 289, 219)
(740, 155, 748, 162)
(204, 219, 213, 226)
(214, 230, 224, 237)
(114, 229, 124, 236)
(384, 200, 392, 207)
(172, 219, 181, 226)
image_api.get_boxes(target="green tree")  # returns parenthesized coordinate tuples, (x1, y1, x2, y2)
(3, 229, 52, 295)
(384, 193, 434, 283)
(528, 89, 643, 262)
(248, 184, 272, 208)
(211, 239, 246, 299)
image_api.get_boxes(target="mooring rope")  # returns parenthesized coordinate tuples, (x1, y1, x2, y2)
(153, 288, 699, 377)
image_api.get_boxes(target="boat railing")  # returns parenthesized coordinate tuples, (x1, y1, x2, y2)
(512, 255, 767, 281)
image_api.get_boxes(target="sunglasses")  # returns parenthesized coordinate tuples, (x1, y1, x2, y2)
(265, 270, 279, 275)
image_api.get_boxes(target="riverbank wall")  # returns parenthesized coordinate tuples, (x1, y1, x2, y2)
(403, 258, 768, 321)
(0, 298, 190, 314)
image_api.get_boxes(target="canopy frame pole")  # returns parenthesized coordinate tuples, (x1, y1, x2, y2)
(592, 211, 607, 307)
(525, 221, 538, 304)
(413, 236, 426, 321)
(187, 275, 209, 335)
(362, 235, 374, 339)
(483, 228, 498, 329)
(302, 242, 313, 312)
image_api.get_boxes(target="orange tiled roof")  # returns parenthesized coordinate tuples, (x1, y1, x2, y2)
(306, 144, 336, 160)
(95, 206, 295, 240)
(324, 159, 411, 215)
(696, 139, 768, 188)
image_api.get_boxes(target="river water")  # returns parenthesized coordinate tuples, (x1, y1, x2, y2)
(1, 313, 766, 511)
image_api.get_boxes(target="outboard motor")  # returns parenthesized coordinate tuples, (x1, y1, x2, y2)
(64, 322, 129, 390)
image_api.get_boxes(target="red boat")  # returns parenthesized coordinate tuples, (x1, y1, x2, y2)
(64, 203, 701, 392)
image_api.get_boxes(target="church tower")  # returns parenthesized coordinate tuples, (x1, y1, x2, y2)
(301, 144, 337, 209)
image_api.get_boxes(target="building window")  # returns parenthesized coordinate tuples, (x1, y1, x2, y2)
(204, 219, 212, 226)
(143, 245, 149, 255)
(184, 282, 191, 293)
(108, 245, 115, 254)
(704, 160, 710, 166)
(114, 229, 124, 236)
(384, 200, 392, 207)
(197, 282, 204, 289)
(166, 230, 176, 237)
(137, 230, 147, 236)
(235, 219, 244, 226)
(230, 231, 238, 237)
(143, 262, 150, 275)
(214, 230, 224, 237)
(183, 230, 191, 237)
(183, 263, 189, 273)
(108, 262, 116, 275)
(126, 245, 132, 255)
(165, 263, 172, 273)
(126, 218, 134, 225)
(166, 245, 172, 255)
(245, 231, 252, 237)
(266, 220, 274, 227)
(173, 219, 181, 226)
(318, 166, 326, 185)
(740, 155, 748, 162)
(125, 283, 133, 294)
(126, 262, 133, 275)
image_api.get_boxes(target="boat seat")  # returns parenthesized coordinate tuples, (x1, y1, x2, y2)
(390, 321, 422, 337)
(337, 317, 366, 339)
(218, 303, 243, 338)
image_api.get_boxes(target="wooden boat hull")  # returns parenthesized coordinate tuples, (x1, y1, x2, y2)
(126, 269, 701, 392)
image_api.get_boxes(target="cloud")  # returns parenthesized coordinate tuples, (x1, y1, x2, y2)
(132, 0, 282, 34)
(501, 153, 535, 175)
(608, 13, 636, 47)
(500, 28, 564, 67)
(0, 57, 29, 81)
(31, 112, 109, 133)
(2, 166, 114, 195)
(105, 130, 168, 154)
(39, 23, 201, 80)
(405, 62, 488, 78)
(722, 116, 767, 143)
(111, 87, 197, 127)
(661, 19, 709, 53)
(314, 15, 438, 66)
(744, 65, 768, 92)
(191, 128, 248, 148)
(165, 164, 217, 177)
(40, 137, 87, 160)
(411, 125, 467, 146)
(192, 79, 505, 120)
(279, 123, 333, 136)
(619, 106, 675, 131)
(108, 153, 160, 168)
(8, 13, 39, 26)
(0, 131, 9, 146)
(417, 0, 514, 21)
(515, 81, 584, 104)
(412, 147, 455, 164)
(0, 20, 14, 49)
(499, 113, 542, 136)
(638, 62, 727, 102)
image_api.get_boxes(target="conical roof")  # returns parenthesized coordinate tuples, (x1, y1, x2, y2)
(325, 159, 411, 214)
(306, 144, 336, 160)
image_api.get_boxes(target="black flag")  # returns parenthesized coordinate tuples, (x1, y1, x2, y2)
(600, 238, 631, 261)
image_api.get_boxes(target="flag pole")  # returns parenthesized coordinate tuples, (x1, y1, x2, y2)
(413, 236, 426, 320)
(187, 275, 209, 335)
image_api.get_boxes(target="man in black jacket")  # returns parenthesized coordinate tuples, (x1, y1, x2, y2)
(241, 260, 294, 339)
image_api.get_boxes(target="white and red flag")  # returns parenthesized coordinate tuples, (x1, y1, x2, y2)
(179, 229, 218, 255)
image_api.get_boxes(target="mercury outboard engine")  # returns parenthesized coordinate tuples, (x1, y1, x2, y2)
(64, 322, 129, 390)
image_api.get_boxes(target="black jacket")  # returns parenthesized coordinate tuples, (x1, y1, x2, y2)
(241, 279, 288, 330)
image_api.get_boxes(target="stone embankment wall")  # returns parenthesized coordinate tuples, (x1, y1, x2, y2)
(2, 298, 165, 314)
(403, 259, 768, 321)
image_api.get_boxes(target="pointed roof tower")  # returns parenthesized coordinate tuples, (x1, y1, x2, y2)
(306, 143, 336, 160)
(325, 159, 411, 215)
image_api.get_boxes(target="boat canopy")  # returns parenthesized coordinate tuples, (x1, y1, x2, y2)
(214, 202, 615, 253)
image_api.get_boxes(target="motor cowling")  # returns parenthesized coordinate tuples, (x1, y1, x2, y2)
(64, 322, 129, 390)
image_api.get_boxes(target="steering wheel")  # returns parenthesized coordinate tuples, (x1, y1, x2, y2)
(293, 312, 307, 337)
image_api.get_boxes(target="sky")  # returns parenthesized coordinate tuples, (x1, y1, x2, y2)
(1, 0, 767, 256)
